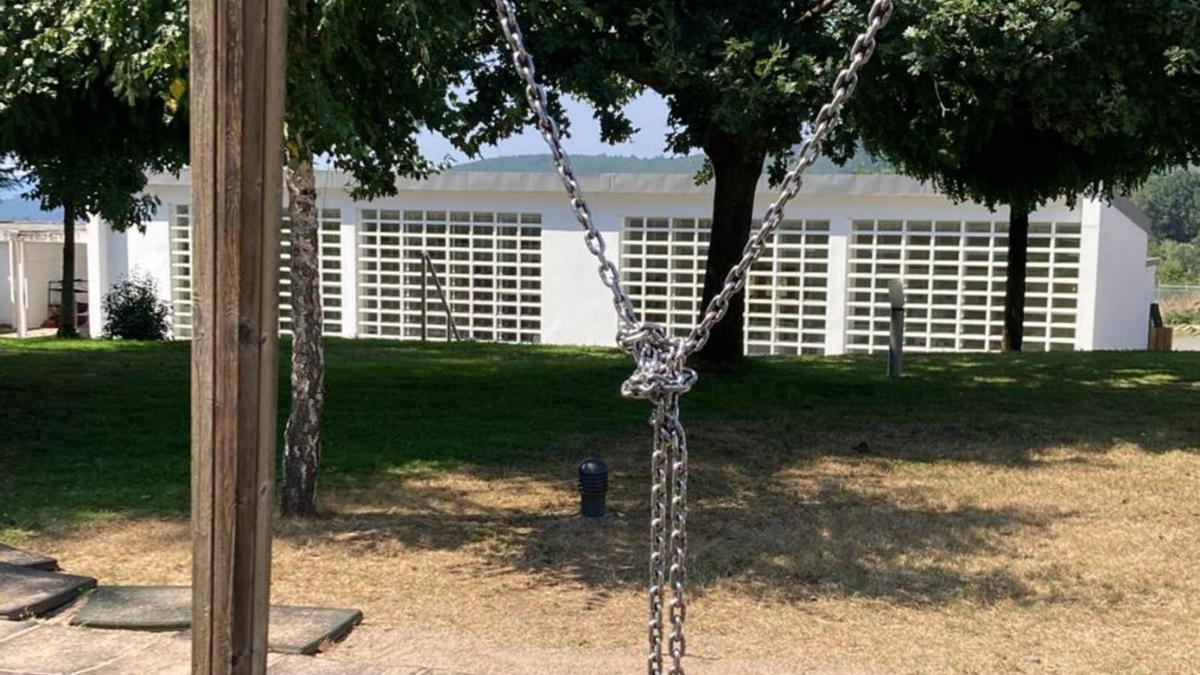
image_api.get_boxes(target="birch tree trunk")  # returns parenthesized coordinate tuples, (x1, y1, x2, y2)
(282, 147, 323, 516)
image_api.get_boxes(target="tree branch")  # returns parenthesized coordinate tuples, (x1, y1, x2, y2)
(797, 0, 841, 25)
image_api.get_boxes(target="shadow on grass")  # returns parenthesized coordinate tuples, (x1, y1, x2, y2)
(2, 338, 1197, 606)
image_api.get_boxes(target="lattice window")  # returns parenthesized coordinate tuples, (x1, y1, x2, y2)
(357, 209, 542, 343)
(168, 205, 193, 338)
(279, 209, 344, 335)
(846, 219, 1081, 353)
(620, 217, 830, 355)
(168, 206, 344, 339)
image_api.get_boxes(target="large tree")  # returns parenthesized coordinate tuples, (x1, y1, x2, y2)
(1134, 168, 1200, 243)
(843, 0, 1200, 350)
(278, 0, 525, 516)
(502, 0, 871, 362)
(0, 1, 187, 337)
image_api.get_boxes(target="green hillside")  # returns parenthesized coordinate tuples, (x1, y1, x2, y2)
(450, 151, 892, 175)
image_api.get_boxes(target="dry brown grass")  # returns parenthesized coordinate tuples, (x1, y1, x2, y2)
(31, 421, 1200, 673)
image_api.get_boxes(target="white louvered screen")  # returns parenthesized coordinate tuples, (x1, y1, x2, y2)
(846, 219, 1080, 353)
(279, 209, 345, 335)
(168, 206, 344, 339)
(357, 209, 542, 343)
(168, 205, 193, 338)
(620, 217, 830, 355)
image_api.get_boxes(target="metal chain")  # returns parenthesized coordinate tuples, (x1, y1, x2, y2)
(683, 0, 895, 357)
(492, 1, 893, 672)
(492, 0, 640, 331)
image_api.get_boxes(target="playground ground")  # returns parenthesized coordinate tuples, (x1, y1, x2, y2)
(1, 339, 1197, 673)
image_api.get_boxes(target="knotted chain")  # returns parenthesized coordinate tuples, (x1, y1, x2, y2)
(493, 1, 894, 672)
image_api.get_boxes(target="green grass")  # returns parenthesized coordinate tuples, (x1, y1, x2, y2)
(1, 337, 1197, 537)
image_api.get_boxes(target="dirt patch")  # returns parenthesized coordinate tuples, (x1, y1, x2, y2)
(28, 423, 1200, 673)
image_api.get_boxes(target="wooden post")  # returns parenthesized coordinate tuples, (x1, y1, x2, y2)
(189, 0, 286, 673)
(888, 279, 905, 378)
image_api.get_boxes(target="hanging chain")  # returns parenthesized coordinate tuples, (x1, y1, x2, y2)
(492, 0, 640, 331)
(492, 1, 893, 672)
(683, 0, 895, 357)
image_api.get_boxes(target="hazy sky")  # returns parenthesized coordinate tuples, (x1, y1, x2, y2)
(417, 91, 674, 163)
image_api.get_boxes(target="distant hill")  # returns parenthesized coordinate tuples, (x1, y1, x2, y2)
(450, 151, 892, 175)
(0, 194, 61, 222)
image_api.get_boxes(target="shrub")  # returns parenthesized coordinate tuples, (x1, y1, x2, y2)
(102, 273, 171, 340)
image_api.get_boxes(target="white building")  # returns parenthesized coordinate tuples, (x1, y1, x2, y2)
(1, 221, 89, 336)
(9, 169, 1157, 353)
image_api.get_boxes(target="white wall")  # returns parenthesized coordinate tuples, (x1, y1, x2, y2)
(1090, 202, 1155, 349)
(128, 173, 1152, 353)
(0, 241, 11, 327)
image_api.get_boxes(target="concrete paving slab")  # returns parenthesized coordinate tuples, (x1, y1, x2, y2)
(67, 586, 361, 655)
(269, 606, 363, 655)
(0, 620, 34, 644)
(268, 655, 424, 674)
(0, 544, 57, 571)
(0, 563, 95, 619)
(72, 586, 190, 631)
(0, 624, 157, 674)
(78, 634, 191, 675)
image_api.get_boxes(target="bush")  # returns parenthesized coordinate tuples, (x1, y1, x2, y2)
(102, 273, 171, 340)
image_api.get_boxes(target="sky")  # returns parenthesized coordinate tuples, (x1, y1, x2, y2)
(0, 91, 674, 205)
(416, 91, 674, 163)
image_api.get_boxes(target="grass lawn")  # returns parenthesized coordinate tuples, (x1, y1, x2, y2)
(1, 338, 1198, 672)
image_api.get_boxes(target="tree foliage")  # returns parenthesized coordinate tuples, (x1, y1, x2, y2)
(843, 0, 1200, 349)
(846, 0, 1200, 210)
(501, 0, 875, 360)
(0, 0, 187, 337)
(284, 0, 526, 197)
(0, 0, 188, 229)
(1134, 168, 1200, 243)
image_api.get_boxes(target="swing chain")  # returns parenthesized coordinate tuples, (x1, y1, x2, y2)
(493, 0, 640, 331)
(493, 0, 892, 672)
(683, 0, 895, 358)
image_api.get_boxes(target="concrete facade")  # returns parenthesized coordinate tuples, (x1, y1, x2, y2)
(59, 170, 1157, 353)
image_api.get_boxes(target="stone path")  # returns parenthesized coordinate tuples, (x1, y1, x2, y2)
(0, 545, 385, 674)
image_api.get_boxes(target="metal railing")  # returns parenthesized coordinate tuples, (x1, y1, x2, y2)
(419, 251, 462, 342)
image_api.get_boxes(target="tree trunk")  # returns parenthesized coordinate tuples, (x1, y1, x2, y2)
(57, 201, 79, 338)
(694, 134, 768, 364)
(282, 148, 324, 517)
(1002, 203, 1030, 352)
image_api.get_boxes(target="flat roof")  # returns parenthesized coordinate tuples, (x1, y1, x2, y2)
(149, 169, 944, 197)
(0, 221, 85, 243)
(146, 169, 1151, 232)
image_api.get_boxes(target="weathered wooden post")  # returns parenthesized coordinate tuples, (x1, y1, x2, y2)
(888, 279, 905, 378)
(189, 0, 287, 672)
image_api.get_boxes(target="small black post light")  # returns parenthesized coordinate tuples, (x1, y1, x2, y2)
(578, 458, 609, 518)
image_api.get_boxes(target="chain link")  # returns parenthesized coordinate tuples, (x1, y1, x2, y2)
(492, 1, 893, 672)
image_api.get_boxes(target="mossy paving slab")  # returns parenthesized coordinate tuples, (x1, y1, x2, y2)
(269, 606, 364, 655)
(71, 586, 362, 654)
(0, 563, 95, 619)
(72, 585, 191, 631)
(0, 544, 57, 571)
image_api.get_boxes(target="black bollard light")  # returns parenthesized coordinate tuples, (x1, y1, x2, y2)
(578, 458, 609, 518)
